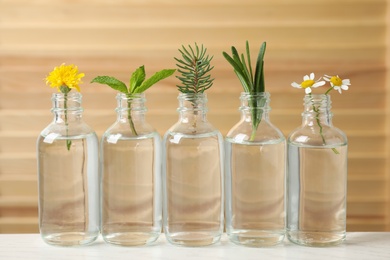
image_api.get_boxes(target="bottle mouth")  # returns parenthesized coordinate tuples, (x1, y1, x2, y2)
(239, 92, 270, 111)
(116, 93, 146, 100)
(116, 93, 147, 112)
(51, 92, 83, 112)
(178, 92, 207, 100)
(240, 92, 270, 99)
(177, 92, 208, 112)
(51, 92, 82, 100)
(303, 94, 332, 111)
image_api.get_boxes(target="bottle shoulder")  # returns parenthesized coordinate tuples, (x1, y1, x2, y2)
(102, 120, 157, 137)
(40, 120, 96, 137)
(288, 125, 347, 146)
(166, 120, 218, 136)
(226, 118, 285, 143)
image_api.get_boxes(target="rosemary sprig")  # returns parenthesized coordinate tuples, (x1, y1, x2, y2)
(175, 43, 214, 93)
(223, 41, 267, 140)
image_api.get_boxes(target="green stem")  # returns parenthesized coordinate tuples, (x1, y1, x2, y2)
(64, 92, 72, 150)
(127, 97, 138, 136)
(325, 86, 334, 95)
(249, 94, 265, 141)
(310, 94, 339, 154)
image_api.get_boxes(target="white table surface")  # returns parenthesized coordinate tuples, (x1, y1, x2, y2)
(0, 233, 389, 260)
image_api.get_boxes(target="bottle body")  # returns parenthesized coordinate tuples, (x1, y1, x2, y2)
(37, 92, 99, 246)
(162, 93, 224, 247)
(100, 93, 162, 246)
(287, 94, 348, 246)
(225, 92, 286, 247)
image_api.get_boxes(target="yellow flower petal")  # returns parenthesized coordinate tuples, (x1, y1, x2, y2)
(45, 64, 84, 92)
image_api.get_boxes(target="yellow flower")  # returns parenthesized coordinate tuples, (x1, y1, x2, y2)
(45, 64, 84, 92)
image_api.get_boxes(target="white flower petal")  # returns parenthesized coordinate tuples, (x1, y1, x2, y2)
(341, 85, 349, 90)
(291, 82, 301, 88)
(312, 81, 326, 88)
(334, 86, 344, 94)
(303, 75, 310, 81)
(323, 76, 330, 81)
(305, 87, 312, 94)
(309, 72, 315, 80)
(342, 79, 351, 85)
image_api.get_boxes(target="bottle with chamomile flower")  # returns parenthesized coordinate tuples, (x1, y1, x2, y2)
(287, 73, 350, 247)
(223, 42, 286, 247)
(162, 43, 224, 247)
(37, 64, 99, 246)
(91, 66, 175, 246)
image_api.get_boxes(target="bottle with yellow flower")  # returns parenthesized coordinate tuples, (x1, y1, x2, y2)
(37, 64, 99, 246)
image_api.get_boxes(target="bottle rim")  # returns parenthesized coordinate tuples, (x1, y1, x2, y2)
(239, 92, 270, 111)
(239, 91, 270, 98)
(116, 93, 147, 112)
(51, 92, 83, 112)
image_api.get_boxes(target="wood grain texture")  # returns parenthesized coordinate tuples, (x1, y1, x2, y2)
(0, 0, 388, 232)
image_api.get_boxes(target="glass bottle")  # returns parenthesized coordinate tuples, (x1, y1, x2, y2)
(100, 93, 162, 246)
(287, 94, 348, 247)
(225, 92, 286, 247)
(37, 92, 99, 246)
(162, 93, 224, 247)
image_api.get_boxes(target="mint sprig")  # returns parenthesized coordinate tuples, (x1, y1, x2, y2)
(91, 66, 175, 94)
(91, 66, 175, 135)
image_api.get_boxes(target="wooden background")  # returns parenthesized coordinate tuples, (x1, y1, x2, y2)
(0, 0, 388, 233)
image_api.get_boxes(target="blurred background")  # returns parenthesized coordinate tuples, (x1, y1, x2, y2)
(0, 0, 388, 233)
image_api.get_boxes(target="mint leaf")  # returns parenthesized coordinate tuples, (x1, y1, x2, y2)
(133, 69, 175, 93)
(91, 76, 128, 93)
(129, 65, 146, 93)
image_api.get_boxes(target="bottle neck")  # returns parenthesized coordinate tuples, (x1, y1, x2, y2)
(177, 93, 208, 122)
(302, 94, 333, 126)
(239, 92, 270, 122)
(116, 93, 147, 122)
(51, 92, 83, 122)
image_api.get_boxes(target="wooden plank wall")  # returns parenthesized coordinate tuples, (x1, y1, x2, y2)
(0, 0, 387, 233)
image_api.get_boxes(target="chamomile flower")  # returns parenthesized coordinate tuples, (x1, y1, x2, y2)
(323, 75, 350, 94)
(45, 63, 84, 93)
(291, 72, 326, 94)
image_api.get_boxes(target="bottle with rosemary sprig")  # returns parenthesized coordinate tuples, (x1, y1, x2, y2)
(162, 43, 224, 247)
(222, 42, 286, 247)
(91, 66, 175, 246)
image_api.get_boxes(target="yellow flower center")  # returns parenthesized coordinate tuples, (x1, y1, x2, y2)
(330, 76, 342, 86)
(301, 79, 315, 88)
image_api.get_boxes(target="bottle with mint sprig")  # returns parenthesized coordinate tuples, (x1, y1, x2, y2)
(223, 42, 286, 247)
(162, 43, 224, 247)
(91, 66, 174, 246)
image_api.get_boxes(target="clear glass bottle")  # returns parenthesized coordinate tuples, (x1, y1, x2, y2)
(287, 94, 348, 247)
(100, 93, 162, 246)
(225, 92, 286, 247)
(162, 93, 224, 247)
(37, 92, 99, 246)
